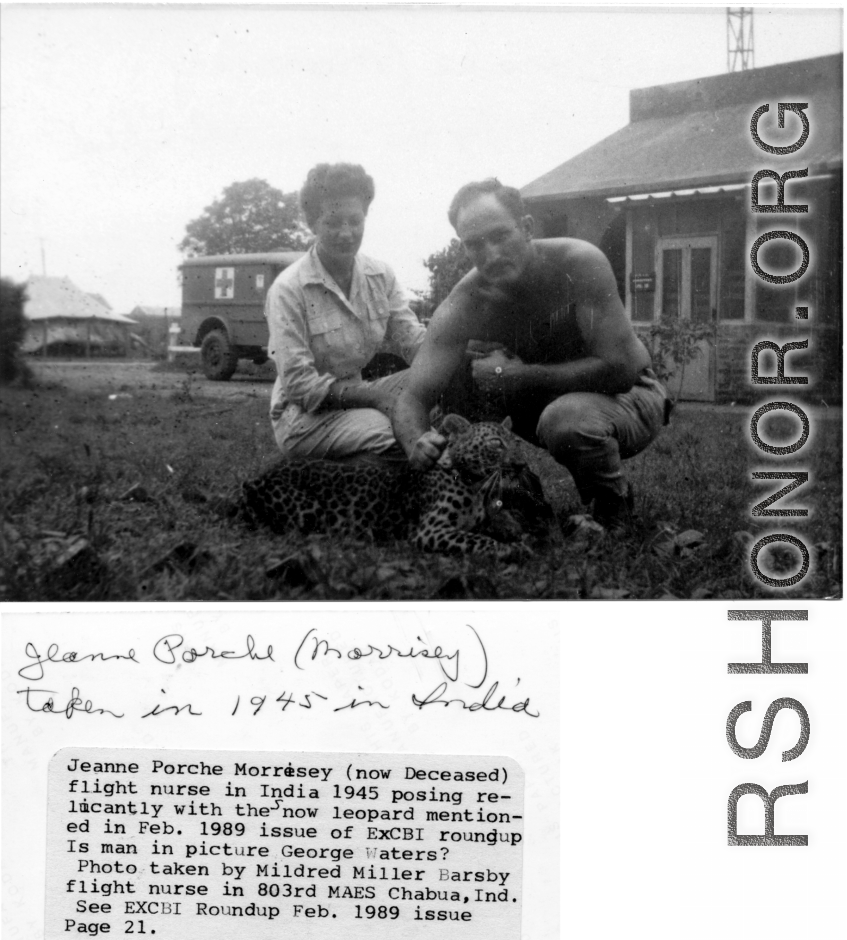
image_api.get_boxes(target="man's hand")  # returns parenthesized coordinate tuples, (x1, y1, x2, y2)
(471, 350, 525, 394)
(409, 429, 448, 471)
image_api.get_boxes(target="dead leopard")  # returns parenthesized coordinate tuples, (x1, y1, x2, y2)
(231, 415, 553, 557)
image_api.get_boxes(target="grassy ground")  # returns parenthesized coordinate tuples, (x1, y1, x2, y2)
(0, 369, 841, 601)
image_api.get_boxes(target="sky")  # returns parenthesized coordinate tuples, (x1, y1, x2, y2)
(1, 4, 842, 312)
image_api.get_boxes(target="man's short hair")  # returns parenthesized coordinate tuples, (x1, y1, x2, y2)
(448, 179, 525, 230)
(300, 163, 375, 229)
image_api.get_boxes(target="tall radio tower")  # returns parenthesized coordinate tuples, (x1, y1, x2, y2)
(727, 8, 754, 72)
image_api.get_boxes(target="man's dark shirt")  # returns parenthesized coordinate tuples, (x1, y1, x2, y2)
(466, 246, 588, 365)
(449, 247, 593, 437)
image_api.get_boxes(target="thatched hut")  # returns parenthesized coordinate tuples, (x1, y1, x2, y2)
(22, 276, 136, 357)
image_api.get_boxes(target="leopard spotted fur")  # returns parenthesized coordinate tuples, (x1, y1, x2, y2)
(236, 415, 551, 557)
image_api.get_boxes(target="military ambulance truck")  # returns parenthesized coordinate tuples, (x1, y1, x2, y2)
(180, 252, 303, 380)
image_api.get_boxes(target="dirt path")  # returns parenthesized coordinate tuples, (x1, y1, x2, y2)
(29, 359, 274, 401)
(26, 360, 844, 418)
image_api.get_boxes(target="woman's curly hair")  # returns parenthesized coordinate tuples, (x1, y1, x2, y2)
(300, 163, 375, 230)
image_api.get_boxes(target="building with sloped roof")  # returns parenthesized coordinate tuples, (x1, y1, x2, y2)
(22, 276, 136, 356)
(521, 54, 842, 402)
(127, 305, 183, 356)
(87, 292, 113, 310)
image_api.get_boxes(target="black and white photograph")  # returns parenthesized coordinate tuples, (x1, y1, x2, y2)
(0, 5, 842, 601)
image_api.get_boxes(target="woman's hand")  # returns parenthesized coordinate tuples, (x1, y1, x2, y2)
(408, 430, 448, 471)
(366, 384, 401, 419)
(329, 380, 395, 416)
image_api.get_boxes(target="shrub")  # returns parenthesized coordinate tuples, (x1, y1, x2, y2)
(421, 239, 473, 318)
(649, 316, 716, 402)
(0, 278, 29, 384)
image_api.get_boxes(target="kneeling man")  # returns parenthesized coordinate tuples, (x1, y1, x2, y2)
(393, 178, 668, 531)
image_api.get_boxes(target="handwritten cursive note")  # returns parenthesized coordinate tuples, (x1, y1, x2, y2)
(13, 623, 538, 720)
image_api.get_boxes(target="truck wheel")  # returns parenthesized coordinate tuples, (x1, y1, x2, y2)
(200, 330, 239, 381)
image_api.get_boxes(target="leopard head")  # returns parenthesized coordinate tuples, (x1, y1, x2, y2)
(438, 413, 526, 482)
(439, 413, 554, 544)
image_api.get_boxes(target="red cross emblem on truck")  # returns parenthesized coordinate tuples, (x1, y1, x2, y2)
(214, 267, 235, 299)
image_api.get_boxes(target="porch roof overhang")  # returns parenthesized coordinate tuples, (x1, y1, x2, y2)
(606, 182, 748, 204)
(522, 62, 842, 205)
(602, 172, 840, 207)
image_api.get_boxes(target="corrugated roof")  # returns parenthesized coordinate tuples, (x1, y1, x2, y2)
(522, 54, 842, 202)
(24, 277, 136, 324)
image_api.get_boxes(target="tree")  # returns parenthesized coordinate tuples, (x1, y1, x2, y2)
(179, 179, 311, 257)
(421, 238, 473, 316)
(0, 278, 30, 385)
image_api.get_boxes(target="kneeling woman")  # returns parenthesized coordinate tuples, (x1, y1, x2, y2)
(267, 163, 425, 459)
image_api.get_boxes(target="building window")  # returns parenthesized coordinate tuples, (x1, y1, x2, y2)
(655, 236, 718, 324)
(661, 248, 683, 318)
(754, 222, 801, 322)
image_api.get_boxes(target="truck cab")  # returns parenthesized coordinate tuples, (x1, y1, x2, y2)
(180, 251, 303, 380)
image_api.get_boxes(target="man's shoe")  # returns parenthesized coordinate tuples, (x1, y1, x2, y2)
(592, 484, 635, 534)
